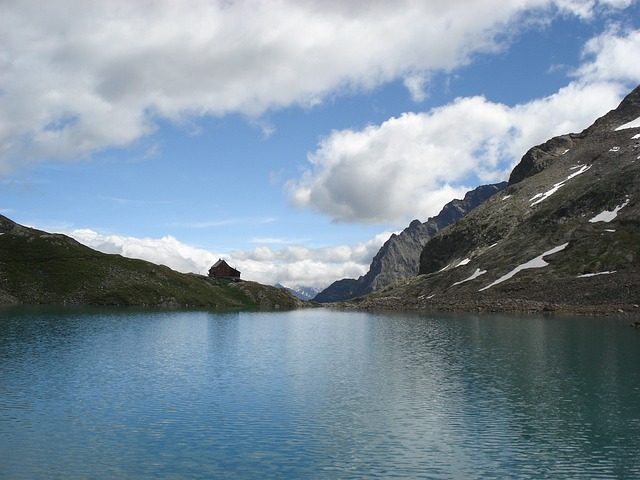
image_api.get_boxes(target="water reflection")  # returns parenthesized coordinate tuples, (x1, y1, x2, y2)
(1, 307, 639, 479)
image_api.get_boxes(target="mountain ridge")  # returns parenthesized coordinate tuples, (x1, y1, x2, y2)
(314, 182, 506, 302)
(345, 84, 640, 316)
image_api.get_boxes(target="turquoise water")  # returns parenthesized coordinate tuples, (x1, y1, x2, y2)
(1, 307, 639, 479)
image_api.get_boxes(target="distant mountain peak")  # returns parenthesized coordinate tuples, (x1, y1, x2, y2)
(275, 283, 321, 301)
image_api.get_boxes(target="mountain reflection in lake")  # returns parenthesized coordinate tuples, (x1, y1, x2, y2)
(1, 307, 639, 479)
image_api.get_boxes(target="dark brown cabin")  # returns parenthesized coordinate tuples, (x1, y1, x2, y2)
(208, 259, 241, 281)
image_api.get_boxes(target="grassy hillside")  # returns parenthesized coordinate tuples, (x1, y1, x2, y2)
(0, 216, 303, 309)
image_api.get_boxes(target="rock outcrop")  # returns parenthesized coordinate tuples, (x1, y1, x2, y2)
(348, 84, 640, 316)
(314, 182, 506, 302)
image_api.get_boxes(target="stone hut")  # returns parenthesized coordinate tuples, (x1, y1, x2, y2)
(208, 259, 241, 281)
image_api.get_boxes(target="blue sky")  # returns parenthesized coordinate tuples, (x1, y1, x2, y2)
(1, 0, 640, 289)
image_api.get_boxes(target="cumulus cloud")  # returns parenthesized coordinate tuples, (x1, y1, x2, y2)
(0, 0, 627, 172)
(574, 26, 640, 83)
(68, 228, 392, 290)
(286, 24, 640, 225)
(286, 97, 514, 224)
(554, 0, 635, 18)
(229, 234, 389, 289)
(286, 82, 627, 224)
(69, 229, 220, 275)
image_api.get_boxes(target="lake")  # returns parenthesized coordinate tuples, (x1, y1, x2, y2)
(1, 307, 639, 479)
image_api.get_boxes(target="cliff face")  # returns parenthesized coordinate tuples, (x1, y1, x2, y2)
(351, 84, 640, 315)
(314, 182, 506, 302)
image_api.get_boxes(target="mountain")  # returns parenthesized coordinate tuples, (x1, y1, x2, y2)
(313, 182, 507, 303)
(275, 284, 321, 301)
(0, 216, 305, 309)
(348, 84, 640, 316)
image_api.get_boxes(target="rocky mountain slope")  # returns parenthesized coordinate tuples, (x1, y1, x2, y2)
(348, 84, 640, 316)
(0, 216, 304, 309)
(314, 182, 506, 302)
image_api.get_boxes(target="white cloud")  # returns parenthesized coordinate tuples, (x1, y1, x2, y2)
(403, 72, 430, 103)
(69, 228, 219, 275)
(0, 0, 628, 172)
(67, 228, 392, 290)
(229, 231, 393, 289)
(286, 97, 510, 224)
(286, 20, 640, 225)
(286, 78, 628, 224)
(574, 26, 640, 83)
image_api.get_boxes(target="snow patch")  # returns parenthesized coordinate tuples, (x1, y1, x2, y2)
(566, 164, 591, 180)
(501, 195, 511, 201)
(452, 268, 486, 286)
(632, 133, 640, 140)
(615, 116, 640, 131)
(577, 271, 616, 278)
(609, 146, 620, 152)
(562, 149, 570, 155)
(530, 165, 590, 206)
(589, 199, 629, 223)
(530, 184, 563, 206)
(605, 229, 616, 232)
(479, 243, 568, 291)
(441, 258, 471, 271)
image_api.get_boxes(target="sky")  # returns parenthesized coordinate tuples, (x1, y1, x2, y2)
(1, 0, 640, 290)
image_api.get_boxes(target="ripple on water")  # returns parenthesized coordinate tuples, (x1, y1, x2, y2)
(1, 308, 639, 479)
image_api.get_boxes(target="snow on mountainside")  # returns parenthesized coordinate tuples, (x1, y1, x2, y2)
(350, 84, 640, 316)
(275, 284, 321, 301)
(615, 116, 640, 130)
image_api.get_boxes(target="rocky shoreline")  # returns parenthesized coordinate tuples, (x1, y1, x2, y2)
(341, 269, 640, 318)
(345, 296, 640, 318)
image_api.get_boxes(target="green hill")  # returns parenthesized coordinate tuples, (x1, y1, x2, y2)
(0, 215, 303, 309)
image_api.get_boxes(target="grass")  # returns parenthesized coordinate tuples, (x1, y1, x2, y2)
(0, 225, 300, 309)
